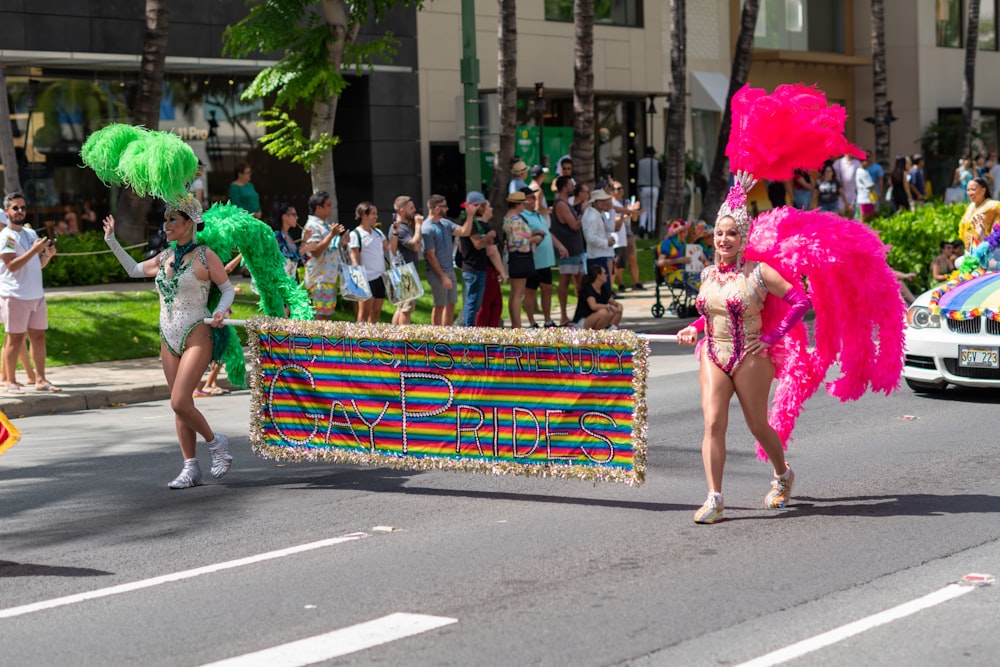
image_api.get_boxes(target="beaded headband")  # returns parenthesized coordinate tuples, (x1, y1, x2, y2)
(716, 170, 757, 240)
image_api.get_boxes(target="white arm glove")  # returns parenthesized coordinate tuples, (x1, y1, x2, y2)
(213, 279, 235, 317)
(104, 234, 148, 279)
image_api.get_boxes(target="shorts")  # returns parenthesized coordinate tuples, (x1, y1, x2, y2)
(0, 296, 47, 334)
(368, 276, 386, 300)
(614, 247, 627, 269)
(557, 253, 586, 275)
(859, 203, 876, 216)
(526, 267, 553, 290)
(508, 252, 536, 280)
(587, 256, 614, 274)
(310, 282, 338, 316)
(427, 270, 458, 306)
(394, 298, 416, 314)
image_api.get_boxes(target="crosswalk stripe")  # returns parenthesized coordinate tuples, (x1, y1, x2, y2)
(0, 532, 368, 620)
(733, 583, 975, 667)
(199, 613, 458, 666)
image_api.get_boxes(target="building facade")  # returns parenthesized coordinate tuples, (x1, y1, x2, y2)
(2, 0, 997, 230)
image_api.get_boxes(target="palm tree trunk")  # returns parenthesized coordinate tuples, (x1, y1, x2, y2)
(117, 0, 170, 244)
(870, 0, 890, 165)
(491, 0, 518, 215)
(703, 0, 759, 221)
(572, 0, 595, 186)
(311, 0, 358, 226)
(0, 67, 22, 195)
(958, 0, 981, 158)
(664, 0, 687, 225)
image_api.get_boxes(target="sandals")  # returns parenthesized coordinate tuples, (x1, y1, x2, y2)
(34, 381, 62, 392)
(207, 387, 231, 395)
(3, 384, 24, 395)
(193, 389, 212, 398)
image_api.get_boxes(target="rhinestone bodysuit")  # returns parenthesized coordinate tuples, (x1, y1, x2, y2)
(156, 245, 211, 356)
(695, 261, 767, 376)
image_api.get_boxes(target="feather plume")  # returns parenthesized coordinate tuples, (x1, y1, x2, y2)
(745, 207, 906, 458)
(726, 84, 865, 181)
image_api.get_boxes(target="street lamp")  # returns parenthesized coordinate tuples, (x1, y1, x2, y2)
(864, 100, 898, 158)
(534, 82, 545, 168)
(646, 94, 657, 151)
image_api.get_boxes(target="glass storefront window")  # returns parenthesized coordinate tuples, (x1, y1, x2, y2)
(751, 0, 844, 53)
(936, 0, 963, 48)
(981, 0, 998, 50)
(544, 0, 644, 28)
(0, 74, 264, 225)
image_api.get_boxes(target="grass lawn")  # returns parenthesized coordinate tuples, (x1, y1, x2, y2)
(40, 240, 664, 367)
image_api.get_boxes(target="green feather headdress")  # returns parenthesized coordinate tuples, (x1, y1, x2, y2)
(81, 124, 197, 207)
(81, 124, 316, 387)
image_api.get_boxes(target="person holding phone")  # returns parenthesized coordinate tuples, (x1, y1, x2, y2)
(0, 192, 60, 393)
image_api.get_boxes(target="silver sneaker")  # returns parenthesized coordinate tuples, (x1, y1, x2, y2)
(208, 433, 233, 479)
(168, 462, 204, 489)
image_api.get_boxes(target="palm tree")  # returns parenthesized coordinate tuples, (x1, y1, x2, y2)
(702, 0, 759, 221)
(958, 0, 981, 158)
(572, 0, 595, 186)
(870, 0, 890, 165)
(0, 67, 21, 195)
(225, 1, 421, 226)
(663, 0, 687, 224)
(116, 0, 170, 243)
(490, 0, 518, 214)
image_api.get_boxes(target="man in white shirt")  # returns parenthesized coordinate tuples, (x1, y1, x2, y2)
(0, 193, 59, 393)
(834, 153, 860, 219)
(855, 155, 877, 223)
(637, 146, 661, 238)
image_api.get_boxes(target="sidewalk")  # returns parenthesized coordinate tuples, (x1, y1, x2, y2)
(0, 282, 694, 419)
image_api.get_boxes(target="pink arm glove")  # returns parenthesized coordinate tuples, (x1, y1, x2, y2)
(690, 316, 705, 332)
(760, 286, 810, 345)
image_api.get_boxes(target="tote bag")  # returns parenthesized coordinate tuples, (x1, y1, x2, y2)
(384, 251, 425, 305)
(339, 230, 373, 301)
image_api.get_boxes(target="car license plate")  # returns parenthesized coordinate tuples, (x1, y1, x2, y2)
(958, 346, 1000, 369)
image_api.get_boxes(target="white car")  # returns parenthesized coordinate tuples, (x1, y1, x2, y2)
(903, 273, 1000, 392)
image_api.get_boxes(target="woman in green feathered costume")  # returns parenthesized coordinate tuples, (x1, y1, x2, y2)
(81, 124, 313, 489)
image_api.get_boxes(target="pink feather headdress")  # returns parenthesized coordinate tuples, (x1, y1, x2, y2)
(726, 83, 865, 182)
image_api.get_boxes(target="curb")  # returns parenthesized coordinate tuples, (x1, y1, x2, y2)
(0, 385, 174, 419)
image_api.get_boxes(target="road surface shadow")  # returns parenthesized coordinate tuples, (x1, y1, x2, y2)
(788, 493, 1000, 517)
(0, 560, 113, 578)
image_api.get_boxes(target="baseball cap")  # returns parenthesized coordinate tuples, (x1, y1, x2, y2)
(530, 165, 548, 178)
(589, 190, 613, 203)
(462, 191, 487, 209)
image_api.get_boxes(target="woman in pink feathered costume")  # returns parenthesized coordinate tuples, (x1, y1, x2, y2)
(678, 84, 906, 525)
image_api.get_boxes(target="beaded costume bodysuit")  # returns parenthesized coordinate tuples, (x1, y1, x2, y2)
(156, 246, 211, 356)
(695, 261, 767, 376)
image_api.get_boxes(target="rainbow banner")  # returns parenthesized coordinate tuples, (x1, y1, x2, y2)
(247, 318, 649, 485)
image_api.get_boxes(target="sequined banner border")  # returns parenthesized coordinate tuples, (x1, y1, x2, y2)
(246, 317, 649, 486)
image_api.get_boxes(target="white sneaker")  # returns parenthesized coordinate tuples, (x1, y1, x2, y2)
(208, 433, 233, 479)
(694, 493, 724, 524)
(168, 461, 204, 489)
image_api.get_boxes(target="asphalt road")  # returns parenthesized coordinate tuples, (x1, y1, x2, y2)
(2, 346, 999, 666)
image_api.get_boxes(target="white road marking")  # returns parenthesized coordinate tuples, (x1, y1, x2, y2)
(734, 583, 976, 667)
(199, 612, 458, 666)
(0, 532, 367, 620)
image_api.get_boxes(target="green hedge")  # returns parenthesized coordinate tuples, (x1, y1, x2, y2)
(43, 231, 145, 286)
(869, 201, 964, 293)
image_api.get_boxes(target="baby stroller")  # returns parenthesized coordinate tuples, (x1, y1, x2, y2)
(651, 246, 701, 318)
